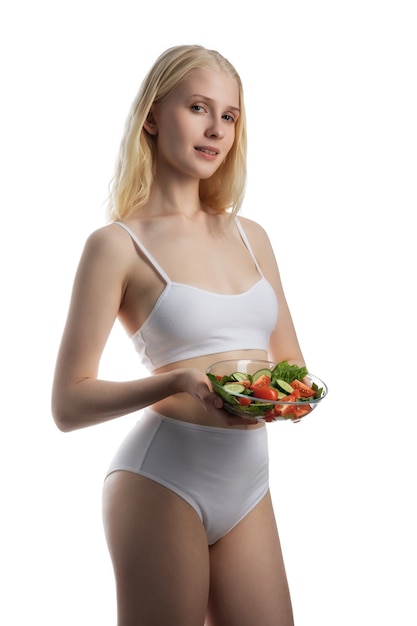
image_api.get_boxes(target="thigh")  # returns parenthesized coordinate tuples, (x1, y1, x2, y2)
(206, 491, 294, 626)
(102, 470, 210, 626)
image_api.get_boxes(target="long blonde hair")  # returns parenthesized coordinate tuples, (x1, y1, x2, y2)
(106, 45, 247, 221)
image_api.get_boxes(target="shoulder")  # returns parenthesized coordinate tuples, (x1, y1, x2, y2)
(236, 214, 280, 275)
(236, 215, 272, 249)
(82, 222, 135, 262)
(75, 222, 139, 285)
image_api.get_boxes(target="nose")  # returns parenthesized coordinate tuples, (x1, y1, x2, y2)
(205, 116, 225, 139)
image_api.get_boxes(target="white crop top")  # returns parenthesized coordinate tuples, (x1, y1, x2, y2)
(115, 220, 278, 372)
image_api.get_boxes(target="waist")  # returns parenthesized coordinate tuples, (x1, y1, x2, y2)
(151, 349, 268, 430)
(143, 408, 266, 436)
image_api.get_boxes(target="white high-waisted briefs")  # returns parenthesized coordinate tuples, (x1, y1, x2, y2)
(106, 409, 269, 545)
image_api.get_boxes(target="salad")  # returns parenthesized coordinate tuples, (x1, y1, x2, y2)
(207, 360, 325, 421)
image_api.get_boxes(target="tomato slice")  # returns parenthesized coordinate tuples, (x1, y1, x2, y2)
(280, 401, 312, 419)
(237, 396, 252, 406)
(250, 374, 271, 389)
(281, 391, 301, 403)
(274, 390, 301, 415)
(291, 404, 312, 419)
(252, 387, 279, 401)
(290, 379, 315, 398)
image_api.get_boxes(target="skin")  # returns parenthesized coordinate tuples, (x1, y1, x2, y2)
(52, 66, 304, 625)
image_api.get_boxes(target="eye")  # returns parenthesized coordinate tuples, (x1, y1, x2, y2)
(222, 113, 236, 123)
(191, 104, 205, 113)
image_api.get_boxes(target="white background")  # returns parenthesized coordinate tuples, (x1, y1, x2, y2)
(1, 1, 416, 624)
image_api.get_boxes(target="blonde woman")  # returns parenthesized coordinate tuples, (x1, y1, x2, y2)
(52, 44, 304, 626)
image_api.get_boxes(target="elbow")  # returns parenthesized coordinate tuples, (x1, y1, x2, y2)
(53, 417, 74, 433)
(51, 377, 88, 432)
(51, 397, 79, 433)
(52, 410, 74, 433)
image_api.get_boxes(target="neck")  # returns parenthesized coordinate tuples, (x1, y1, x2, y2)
(146, 177, 205, 218)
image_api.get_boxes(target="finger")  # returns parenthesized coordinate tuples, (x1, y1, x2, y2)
(197, 383, 222, 407)
(205, 394, 224, 414)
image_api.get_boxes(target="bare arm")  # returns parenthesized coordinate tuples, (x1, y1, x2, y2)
(51, 226, 222, 432)
(239, 217, 306, 367)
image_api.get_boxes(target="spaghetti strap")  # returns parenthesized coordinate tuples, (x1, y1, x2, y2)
(235, 218, 263, 275)
(113, 221, 171, 283)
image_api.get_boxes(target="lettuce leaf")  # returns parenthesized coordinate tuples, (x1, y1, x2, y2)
(271, 361, 308, 384)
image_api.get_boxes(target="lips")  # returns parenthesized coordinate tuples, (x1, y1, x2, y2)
(195, 146, 219, 156)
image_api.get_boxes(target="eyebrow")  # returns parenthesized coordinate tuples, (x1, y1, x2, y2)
(189, 93, 240, 113)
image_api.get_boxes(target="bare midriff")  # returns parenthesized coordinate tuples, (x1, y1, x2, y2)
(151, 348, 268, 430)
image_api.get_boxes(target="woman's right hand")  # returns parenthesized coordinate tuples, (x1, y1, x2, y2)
(178, 368, 259, 426)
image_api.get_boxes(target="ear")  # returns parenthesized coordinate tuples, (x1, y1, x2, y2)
(144, 108, 158, 135)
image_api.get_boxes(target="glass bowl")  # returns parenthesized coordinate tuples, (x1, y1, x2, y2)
(206, 359, 328, 422)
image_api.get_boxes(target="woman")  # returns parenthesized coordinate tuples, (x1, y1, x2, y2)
(52, 44, 304, 626)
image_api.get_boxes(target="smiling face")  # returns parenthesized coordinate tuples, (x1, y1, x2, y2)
(145, 67, 240, 182)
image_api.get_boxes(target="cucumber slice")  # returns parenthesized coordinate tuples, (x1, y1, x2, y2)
(231, 371, 250, 383)
(211, 384, 239, 405)
(251, 368, 272, 384)
(223, 382, 246, 394)
(276, 379, 294, 394)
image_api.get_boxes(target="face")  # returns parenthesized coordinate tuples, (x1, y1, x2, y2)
(145, 67, 240, 181)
